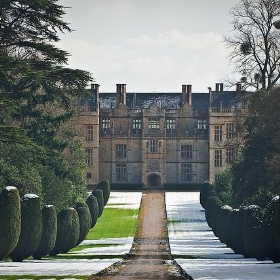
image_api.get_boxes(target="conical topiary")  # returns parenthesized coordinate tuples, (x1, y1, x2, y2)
(75, 202, 92, 246)
(242, 205, 263, 259)
(49, 208, 80, 256)
(205, 196, 222, 230)
(257, 196, 280, 262)
(224, 208, 239, 249)
(200, 182, 216, 210)
(33, 205, 57, 260)
(92, 189, 104, 217)
(215, 205, 233, 244)
(96, 180, 110, 205)
(232, 206, 248, 256)
(9, 194, 42, 262)
(86, 195, 99, 228)
(0, 187, 21, 260)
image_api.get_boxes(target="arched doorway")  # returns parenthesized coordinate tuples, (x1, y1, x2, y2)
(147, 174, 161, 188)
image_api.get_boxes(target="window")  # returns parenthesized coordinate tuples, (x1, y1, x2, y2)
(86, 125, 93, 141)
(85, 148, 93, 166)
(116, 163, 127, 181)
(86, 172, 92, 179)
(214, 125, 222, 141)
(150, 140, 158, 153)
(101, 118, 111, 129)
(116, 144, 127, 158)
(166, 119, 175, 130)
(181, 163, 193, 181)
(215, 174, 220, 180)
(214, 149, 222, 167)
(181, 145, 193, 159)
(226, 122, 234, 139)
(198, 119, 207, 130)
(132, 118, 142, 130)
(226, 146, 235, 164)
(148, 118, 160, 129)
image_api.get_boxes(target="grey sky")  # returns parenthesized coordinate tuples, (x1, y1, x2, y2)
(57, 0, 240, 92)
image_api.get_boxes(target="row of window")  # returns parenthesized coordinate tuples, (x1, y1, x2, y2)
(85, 146, 235, 168)
(114, 163, 193, 182)
(214, 147, 235, 167)
(214, 123, 234, 142)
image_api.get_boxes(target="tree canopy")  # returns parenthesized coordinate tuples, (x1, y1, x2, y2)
(0, 0, 92, 209)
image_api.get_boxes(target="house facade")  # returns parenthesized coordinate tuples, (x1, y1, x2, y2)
(76, 83, 245, 188)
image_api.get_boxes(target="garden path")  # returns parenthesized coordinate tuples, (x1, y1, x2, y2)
(89, 189, 193, 280)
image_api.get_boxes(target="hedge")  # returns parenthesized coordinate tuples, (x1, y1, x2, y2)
(33, 205, 57, 260)
(224, 209, 239, 249)
(200, 183, 216, 210)
(75, 202, 92, 246)
(96, 180, 110, 205)
(205, 196, 222, 230)
(0, 187, 21, 260)
(92, 189, 104, 217)
(86, 195, 99, 228)
(9, 194, 42, 262)
(215, 205, 233, 244)
(49, 208, 80, 256)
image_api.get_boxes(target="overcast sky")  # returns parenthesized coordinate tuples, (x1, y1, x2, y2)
(57, 0, 240, 92)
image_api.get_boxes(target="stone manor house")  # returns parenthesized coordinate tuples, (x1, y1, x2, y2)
(76, 82, 245, 189)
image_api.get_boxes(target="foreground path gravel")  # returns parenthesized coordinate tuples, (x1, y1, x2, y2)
(89, 189, 193, 280)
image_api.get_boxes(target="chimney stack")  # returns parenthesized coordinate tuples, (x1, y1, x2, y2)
(236, 83, 242, 91)
(215, 83, 224, 92)
(182, 84, 187, 104)
(90, 83, 99, 108)
(187, 84, 192, 106)
(116, 83, 126, 105)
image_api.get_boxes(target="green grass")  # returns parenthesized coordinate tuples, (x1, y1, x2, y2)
(85, 207, 139, 240)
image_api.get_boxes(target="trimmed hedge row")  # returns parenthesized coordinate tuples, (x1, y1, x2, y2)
(201, 184, 280, 262)
(0, 181, 110, 262)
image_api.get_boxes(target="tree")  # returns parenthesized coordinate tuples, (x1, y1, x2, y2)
(0, 1, 92, 208)
(225, 0, 280, 90)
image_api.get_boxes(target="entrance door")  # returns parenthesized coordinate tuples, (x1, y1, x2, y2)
(148, 174, 161, 187)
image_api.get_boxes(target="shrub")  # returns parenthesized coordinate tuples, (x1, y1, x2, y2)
(75, 202, 92, 246)
(33, 205, 57, 260)
(92, 189, 104, 217)
(9, 194, 42, 262)
(242, 205, 263, 259)
(274, 197, 280, 259)
(232, 206, 248, 256)
(200, 182, 216, 210)
(96, 180, 110, 205)
(257, 196, 280, 262)
(86, 195, 99, 228)
(224, 208, 239, 249)
(0, 187, 21, 260)
(205, 196, 222, 230)
(49, 208, 80, 256)
(215, 205, 233, 244)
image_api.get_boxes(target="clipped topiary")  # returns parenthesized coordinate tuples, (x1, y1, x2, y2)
(75, 202, 92, 246)
(96, 180, 110, 205)
(276, 197, 280, 255)
(33, 205, 57, 260)
(92, 189, 104, 217)
(232, 206, 248, 256)
(242, 205, 263, 259)
(9, 194, 42, 262)
(257, 196, 280, 262)
(0, 186, 21, 260)
(86, 195, 99, 228)
(49, 208, 80, 256)
(224, 208, 239, 249)
(205, 196, 222, 230)
(200, 182, 216, 210)
(215, 205, 233, 244)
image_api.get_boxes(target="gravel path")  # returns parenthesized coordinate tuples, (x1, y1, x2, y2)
(89, 189, 193, 280)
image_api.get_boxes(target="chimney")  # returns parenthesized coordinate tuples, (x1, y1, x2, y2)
(182, 84, 187, 104)
(215, 83, 224, 92)
(116, 83, 126, 105)
(187, 84, 192, 106)
(90, 83, 99, 108)
(236, 83, 242, 91)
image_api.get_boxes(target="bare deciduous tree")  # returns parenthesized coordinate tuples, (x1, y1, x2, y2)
(225, 0, 280, 90)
